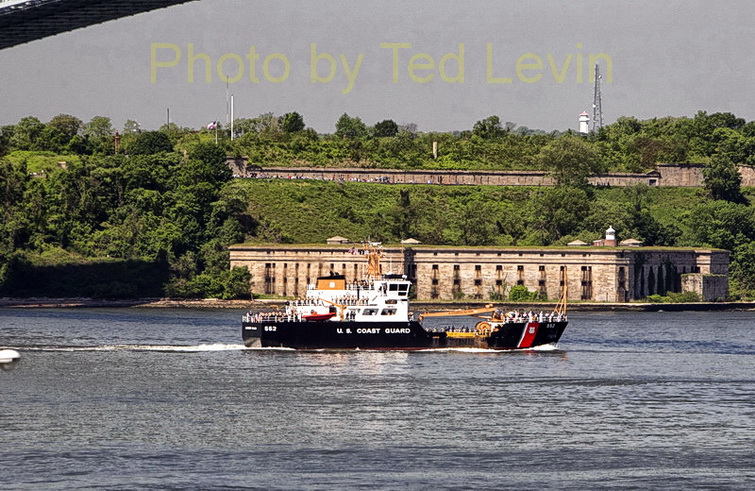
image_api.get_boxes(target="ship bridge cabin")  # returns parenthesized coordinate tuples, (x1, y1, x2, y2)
(297, 272, 412, 322)
(374, 275, 411, 298)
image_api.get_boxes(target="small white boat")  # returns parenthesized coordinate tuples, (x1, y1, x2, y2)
(0, 349, 20, 364)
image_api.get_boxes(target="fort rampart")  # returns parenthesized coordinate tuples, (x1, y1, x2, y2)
(227, 159, 755, 187)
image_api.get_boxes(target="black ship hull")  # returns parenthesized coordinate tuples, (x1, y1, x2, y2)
(242, 319, 567, 350)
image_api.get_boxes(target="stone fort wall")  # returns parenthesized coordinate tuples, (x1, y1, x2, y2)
(229, 245, 729, 302)
(227, 159, 755, 187)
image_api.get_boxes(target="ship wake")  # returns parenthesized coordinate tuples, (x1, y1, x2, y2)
(13, 343, 251, 352)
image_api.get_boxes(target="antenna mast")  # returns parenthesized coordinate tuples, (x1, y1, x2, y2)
(591, 63, 604, 132)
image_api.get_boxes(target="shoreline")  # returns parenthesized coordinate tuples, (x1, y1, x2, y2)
(0, 297, 257, 309)
(1, 297, 754, 312)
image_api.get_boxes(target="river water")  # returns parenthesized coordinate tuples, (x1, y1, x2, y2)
(1, 308, 753, 489)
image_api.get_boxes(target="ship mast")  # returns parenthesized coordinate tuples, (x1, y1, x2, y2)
(555, 266, 568, 317)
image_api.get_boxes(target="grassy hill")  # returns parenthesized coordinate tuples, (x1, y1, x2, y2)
(228, 179, 707, 247)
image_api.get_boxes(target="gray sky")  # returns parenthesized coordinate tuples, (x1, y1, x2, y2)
(0, 0, 753, 133)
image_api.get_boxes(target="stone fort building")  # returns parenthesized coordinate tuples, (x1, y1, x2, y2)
(229, 236, 729, 302)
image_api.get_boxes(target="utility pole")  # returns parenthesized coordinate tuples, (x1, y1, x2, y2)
(591, 63, 604, 132)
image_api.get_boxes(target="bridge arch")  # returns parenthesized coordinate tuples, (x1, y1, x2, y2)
(0, 0, 197, 50)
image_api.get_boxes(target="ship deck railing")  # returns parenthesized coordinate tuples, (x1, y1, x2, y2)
(243, 312, 305, 323)
(306, 280, 377, 291)
(508, 312, 566, 324)
(306, 279, 403, 292)
(422, 312, 567, 331)
(292, 298, 370, 307)
(498, 311, 567, 324)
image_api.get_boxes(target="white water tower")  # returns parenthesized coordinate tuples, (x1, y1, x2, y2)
(578, 111, 590, 134)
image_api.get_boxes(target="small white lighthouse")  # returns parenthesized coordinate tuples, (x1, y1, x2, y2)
(605, 225, 616, 246)
(578, 111, 590, 134)
(593, 225, 617, 246)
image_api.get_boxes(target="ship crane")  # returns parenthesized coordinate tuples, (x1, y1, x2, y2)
(316, 297, 348, 321)
(418, 305, 501, 322)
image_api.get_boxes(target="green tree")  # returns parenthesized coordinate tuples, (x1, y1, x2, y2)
(189, 142, 226, 166)
(730, 242, 755, 298)
(685, 200, 754, 251)
(630, 209, 678, 246)
(48, 114, 83, 143)
(581, 200, 635, 241)
(280, 112, 305, 134)
(184, 142, 233, 186)
(11, 116, 44, 150)
(459, 200, 498, 246)
(374, 119, 399, 137)
(36, 126, 67, 152)
(66, 134, 91, 155)
(630, 134, 687, 169)
(83, 116, 115, 155)
(703, 155, 744, 203)
(529, 186, 591, 243)
(250, 112, 279, 134)
(0, 159, 29, 252)
(539, 134, 603, 188)
(508, 285, 537, 301)
(121, 154, 173, 192)
(385, 189, 418, 239)
(0, 125, 14, 156)
(472, 115, 505, 139)
(85, 116, 114, 139)
(129, 131, 174, 155)
(335, 113, 368, 139)
(232, 118, 252, 137)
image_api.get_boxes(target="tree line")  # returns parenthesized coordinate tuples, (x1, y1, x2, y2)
(0, 136, 251, 299)
(1, 109, 755, 299)
(4, 110, 755, 175)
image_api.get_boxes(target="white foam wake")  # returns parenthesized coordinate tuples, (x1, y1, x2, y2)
(528, 343, 559, 351)
(417, 347, 500, 353)
(138, 343, 249, 352)
(22, 343, 250, 352)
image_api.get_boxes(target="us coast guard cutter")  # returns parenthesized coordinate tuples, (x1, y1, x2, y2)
(242, 243, 568, 350)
